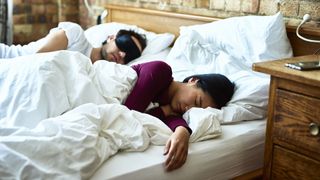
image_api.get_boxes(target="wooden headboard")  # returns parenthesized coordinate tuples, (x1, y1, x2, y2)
(105, 4, 320, 57)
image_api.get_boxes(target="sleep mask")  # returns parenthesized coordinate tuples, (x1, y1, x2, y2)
(115, 30, 141, 64)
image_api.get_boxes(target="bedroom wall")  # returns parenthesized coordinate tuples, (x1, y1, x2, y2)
(12, 0, 79, 44)
(10, 0, 319, 44)
(79, 0, 320, 29)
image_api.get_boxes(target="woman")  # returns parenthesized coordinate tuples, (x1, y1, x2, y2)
(0, 22, 146, 65)
(124, 61, 235, 171)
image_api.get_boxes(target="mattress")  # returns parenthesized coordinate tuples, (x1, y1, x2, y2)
(91, 119, 266, 180)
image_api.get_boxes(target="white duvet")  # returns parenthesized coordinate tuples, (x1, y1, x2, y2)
(0, 51, 221, 179)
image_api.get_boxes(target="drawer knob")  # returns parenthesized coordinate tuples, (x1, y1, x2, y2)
(309, 123, 319, 136)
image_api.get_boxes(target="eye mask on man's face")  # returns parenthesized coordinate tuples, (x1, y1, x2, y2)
(115, 32, 141, 64)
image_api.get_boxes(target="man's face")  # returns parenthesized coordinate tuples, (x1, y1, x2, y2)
(101, 35, 142, 64)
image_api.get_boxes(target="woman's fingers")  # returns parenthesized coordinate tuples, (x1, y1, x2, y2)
(163, 138, 171, 155)
(168, 142, 187, 171)
(164, 139, 177, 168)
(165, 148, 187, 171)
(164, 136, 188, 171)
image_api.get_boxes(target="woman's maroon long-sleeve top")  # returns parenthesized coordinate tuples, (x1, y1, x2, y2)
(124, 61, 192, 134)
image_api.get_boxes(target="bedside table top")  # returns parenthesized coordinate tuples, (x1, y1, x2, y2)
(253, 55, 320, 87)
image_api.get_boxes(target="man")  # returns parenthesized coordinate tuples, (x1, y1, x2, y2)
(0, 22, 147, 64)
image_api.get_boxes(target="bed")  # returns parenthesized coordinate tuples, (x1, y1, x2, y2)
(1, 4, 319, 180)
(90, 5, 319, 180)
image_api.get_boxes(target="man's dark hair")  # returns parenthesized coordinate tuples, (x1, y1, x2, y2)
(183, 74, 235, 109)
(121, 29, 147, 51)
(115, 29, 147, 64)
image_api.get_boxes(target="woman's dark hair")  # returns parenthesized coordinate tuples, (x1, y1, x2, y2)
(102, 29, 147, 64)
(183, 74, 235, 109)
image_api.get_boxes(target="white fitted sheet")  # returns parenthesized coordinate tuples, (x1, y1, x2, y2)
(91, 119, 266, 180)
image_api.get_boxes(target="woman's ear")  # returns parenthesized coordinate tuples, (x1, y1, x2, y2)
(187, 77, 199, 84)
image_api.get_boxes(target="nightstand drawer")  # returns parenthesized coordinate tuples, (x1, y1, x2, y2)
(272, 145, 320, 179)
(253, 55, 320, 179)
(273, 89, 320, 155)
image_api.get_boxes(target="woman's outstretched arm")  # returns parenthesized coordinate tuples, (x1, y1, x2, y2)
(124, 61, 191, 171)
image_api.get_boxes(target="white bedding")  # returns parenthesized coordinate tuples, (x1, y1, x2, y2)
(91, 119, 266, 180)
(0, 12, 293, 179)
(88, 13, 293, 179)
(90, 44, 269, 179)
(0, 51, 222, 179)
(0, 50, 136, 128)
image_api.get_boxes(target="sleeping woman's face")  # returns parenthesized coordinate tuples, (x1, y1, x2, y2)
(170, 78, 216, 114)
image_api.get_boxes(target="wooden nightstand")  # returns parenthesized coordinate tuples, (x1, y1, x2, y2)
(253, 55, 320, 179)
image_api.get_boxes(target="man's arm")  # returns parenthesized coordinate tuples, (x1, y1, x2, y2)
(37, 30, 68, 53)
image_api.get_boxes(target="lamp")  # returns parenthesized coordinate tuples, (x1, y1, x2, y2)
(296, 14, 320, 43)
(97, 10, 108, 24)
(83, 0, 108, 24)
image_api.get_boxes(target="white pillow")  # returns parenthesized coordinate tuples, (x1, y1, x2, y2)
(220, 71, 270, 123)
(178, 69, 270, 124)
(166, 29, 221, 81)
(178, 12, 293, 68)
(127, 48, 170, 66)
(166, 13, 291, 123)
(84, 22, 175, 56)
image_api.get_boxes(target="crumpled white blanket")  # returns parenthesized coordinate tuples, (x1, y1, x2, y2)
(0, 103, 164, 179)
(0, 50, 136, 128)
(0, 51, 221, 179)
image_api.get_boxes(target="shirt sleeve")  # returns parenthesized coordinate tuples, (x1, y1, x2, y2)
(56, 22, 92, 57)
(124, 61, 192, 134)
(147, 107, 192, 134)
(164, 116, 192, 134)
(124, 61, 173, 112)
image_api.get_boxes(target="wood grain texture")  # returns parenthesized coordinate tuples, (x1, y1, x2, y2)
(254, 55, 320, 180)
(263, 77, 278, 179)
(274, 89, 320, 159)
(253, 55, 320, 88)
(105, 4, 218, 37)
(272, 146, 320, 180)
(105, 4, 320, 56)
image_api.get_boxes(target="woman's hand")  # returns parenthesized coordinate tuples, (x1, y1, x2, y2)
(163, 126, 190, 171)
